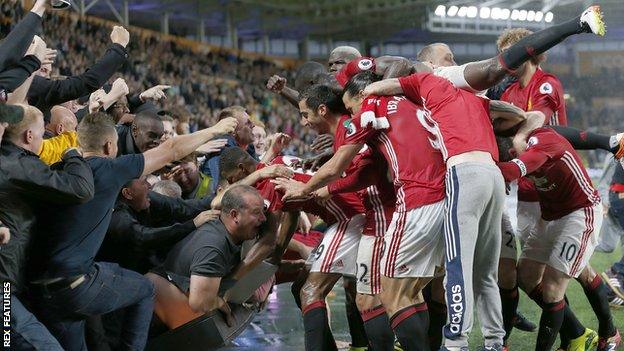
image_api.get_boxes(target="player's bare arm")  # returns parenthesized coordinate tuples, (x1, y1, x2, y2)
(362, 78, 402, 97)
(489, 100, 527, 134)
(275, 143, 362, 201)
(375, 56, 417, 79)
(511, 111, 546, 152)
(266, 75, 300, 107)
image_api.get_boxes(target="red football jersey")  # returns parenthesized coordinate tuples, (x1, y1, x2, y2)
(501, 68, 568, 202)
(328, 149, 396, 237)
(398, 72, 498, 162)
(498, 128, 600, 220)
(501, 68, 567, 126)
(254, 156, 363, 225)
(343, 95, 446, 212)
(335, 57, 376, 87)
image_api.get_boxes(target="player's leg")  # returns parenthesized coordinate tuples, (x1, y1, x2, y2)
(550, 125, 624, 154)
(381, 204, 445, 350)
(357, 294, 394, 351)
(343, 277, 369, 350)
(518, 219, 585, 347)
(535, 266, 573, 351)
(472, 166, 506, 349)
(423, 277, 446, 351)
(547, 206, 605, 351)
(577, 265, 621, 349)
(379, 276, 431, 351)
(304, 215, 365, 351)
(356, 235, 394, 351)
(442, 165, 494, 349)
(498, 211, 520, 343)
(498, 258, 519, 342)
(300, 272, 343, 351)
(463, 6, 605, 91)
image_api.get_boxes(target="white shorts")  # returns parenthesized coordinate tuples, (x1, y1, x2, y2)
(516, 200, 541, 247)
(381, 201, 445, 278)
(500, 210, 518, 260)
(521, 205, 603, 278)
(356, 235, 385, 295)
(309, 214, 365, 276)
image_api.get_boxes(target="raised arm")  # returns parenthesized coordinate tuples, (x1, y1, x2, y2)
(266, 75, 300, 108)
(28, 27, 130, 108)
(375, 56, 417, 79)
(0, 0, 46, 71)
(142, 118, 238, 176)
(362, 78, 403, 97)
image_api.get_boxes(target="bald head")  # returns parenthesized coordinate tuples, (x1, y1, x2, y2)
(417, 43, 456, 68)
(5, 105, 45, 154)
(48, 105, 78, 136)
(328, 46, 362, 73)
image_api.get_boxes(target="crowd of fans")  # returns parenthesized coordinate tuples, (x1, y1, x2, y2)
(0, 1, 310, 350)
(1, 3, 317, 159)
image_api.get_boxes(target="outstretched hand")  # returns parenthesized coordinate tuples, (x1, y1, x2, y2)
(311, 134, 334, 152)
(196, 139, 228, 154)
(140, 85, 171, 102)
(272, 177, 309, 202)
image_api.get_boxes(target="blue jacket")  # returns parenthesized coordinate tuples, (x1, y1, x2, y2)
(201, 135, 257, 192)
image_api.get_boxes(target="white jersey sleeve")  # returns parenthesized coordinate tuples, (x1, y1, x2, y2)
(433, 64, 487, 96)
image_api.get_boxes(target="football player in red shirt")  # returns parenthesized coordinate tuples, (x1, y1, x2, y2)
(277, 72, 532, 350)
(358, 71, 544, 350)
(275, 80, 448, 349)
(417, 41, 538, 343)
(496, 128, 606, 351)
(498, 28, 620, 351)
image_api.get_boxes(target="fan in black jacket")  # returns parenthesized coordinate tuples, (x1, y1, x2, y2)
(27, 26, 130, 121)
(98, 178, 217, 275)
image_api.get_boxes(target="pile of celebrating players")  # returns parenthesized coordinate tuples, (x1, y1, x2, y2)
(0, 1, 622, 351)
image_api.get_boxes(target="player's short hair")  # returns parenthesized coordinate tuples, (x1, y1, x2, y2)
(299, 84, 346, 114)
(219, 146, 256, 179)
(294, 61, 327, 91)
(4, 105, 41, 142)
(160, 115, 174, 123)
(77, 112, 117, 151)
(169, 105, 192, 123)
(343, 71, 381, 98)
(218, 106, 246, 121)
(496, 136, 514, 162)
(152, 180, 183, 198)
(133, 110, 163, 131)
(497, 28, 545, 65)
(417, 43, 448, 62)
(221, 184, 261, 214)
(330, 46, 362, 61)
